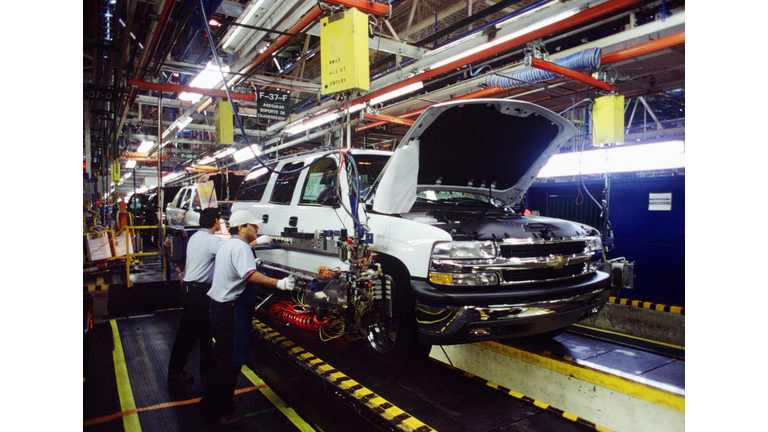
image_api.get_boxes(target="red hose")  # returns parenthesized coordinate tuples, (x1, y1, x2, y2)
(270, 301, 331, 331)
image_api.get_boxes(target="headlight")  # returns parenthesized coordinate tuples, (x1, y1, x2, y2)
(431, 241, 496, 259)
(585, 236, 603, 252)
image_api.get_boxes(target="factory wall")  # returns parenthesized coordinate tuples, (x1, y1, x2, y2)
(527, 175, 685, 306)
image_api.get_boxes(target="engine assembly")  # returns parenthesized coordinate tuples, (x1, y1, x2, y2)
(268, 261, 393, 342)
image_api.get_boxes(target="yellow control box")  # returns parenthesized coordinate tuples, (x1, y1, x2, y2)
(320, 7, 369, 95)
(215, 99, 234, 146)
(593, 95, 625, 145)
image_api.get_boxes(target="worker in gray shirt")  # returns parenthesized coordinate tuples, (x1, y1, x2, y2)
(167, 207, 225, 386)
(200, 210, 295, 428)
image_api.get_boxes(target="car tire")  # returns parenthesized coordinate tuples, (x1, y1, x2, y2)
(362, 261, 432, 374)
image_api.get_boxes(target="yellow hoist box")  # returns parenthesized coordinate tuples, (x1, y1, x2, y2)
(320, 7, 370, 95)
(215, 99, 234, 146)
(592, 95, 625, 145)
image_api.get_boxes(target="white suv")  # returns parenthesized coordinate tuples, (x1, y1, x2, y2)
(234, 99, 611, 370)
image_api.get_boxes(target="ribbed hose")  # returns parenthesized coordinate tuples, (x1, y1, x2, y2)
(484, 48, 602, 89)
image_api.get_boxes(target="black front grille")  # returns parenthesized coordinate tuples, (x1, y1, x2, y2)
(499, 241, 586, 259)
(502, 263, 586, 283)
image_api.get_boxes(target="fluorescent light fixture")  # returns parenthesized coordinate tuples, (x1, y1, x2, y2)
(163, 172, 183, 183)
(284, 112, 341, 136)
(125, 160, 136, 169)
(179, 61, 231, 102)
(429, 8, 578, 70)
(369, 82, 424, 105)
(177, 116, 193, 131)
(197, 156, 216, 165)
(136, 140, 154, 153)
(537, 141, 685, 178)
(234, 144, 262, 163)
(245, 167, 269, 181)
(222, 0, 266, 50)
(215, 147, 236, 159)
(280, 83, 426, 136)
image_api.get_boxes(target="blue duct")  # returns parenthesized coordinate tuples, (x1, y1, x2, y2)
(484, 48, 602, 89)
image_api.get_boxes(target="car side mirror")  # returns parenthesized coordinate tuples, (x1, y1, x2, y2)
(316, 185, 340, 207)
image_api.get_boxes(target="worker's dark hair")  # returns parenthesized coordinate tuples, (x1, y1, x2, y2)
(228, 226, 240, 236)
(199, 208, 220, 229)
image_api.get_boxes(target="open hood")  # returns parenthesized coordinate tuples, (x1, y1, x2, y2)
(371, 99, 577, 214)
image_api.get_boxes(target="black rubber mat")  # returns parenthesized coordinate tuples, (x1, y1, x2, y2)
(83, 310, 315, 431)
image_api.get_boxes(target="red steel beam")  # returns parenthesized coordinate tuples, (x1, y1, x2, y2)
(353, 0, 644, 107)
(358, 26, 683, 133)
(363, 113, 415, 126)
(602, 31, 685, 64)
(320, 0, 390, 16)
(238, 5, 324, 79)
(529, 57, 617, 92)
(126, 79, 256, 102)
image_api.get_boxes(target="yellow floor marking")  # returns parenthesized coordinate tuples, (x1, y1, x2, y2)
(242, 366, 317, 432)
(110, 319, 141, 431)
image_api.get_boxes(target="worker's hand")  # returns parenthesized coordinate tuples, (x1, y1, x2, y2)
(276, 275, 296, 291)
(256, 235, 272, 245)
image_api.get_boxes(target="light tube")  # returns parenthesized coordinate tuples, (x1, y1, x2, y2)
(136, 140, 154, 153)
(369, 82, 424, 105)
(429, 8, 579, 70)
(179, 61, 231, 102)
(222, 0, 266, 50)
(234, 145, 262, 163)
(536, 141, 685, 178)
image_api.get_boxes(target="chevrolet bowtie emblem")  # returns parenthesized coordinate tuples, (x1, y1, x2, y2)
(547, 255, 569, 270)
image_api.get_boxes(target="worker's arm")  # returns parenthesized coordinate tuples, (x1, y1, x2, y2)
(244, 271, 296, 291)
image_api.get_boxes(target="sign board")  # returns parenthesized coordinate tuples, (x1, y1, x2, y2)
(256, 90, 290, 121)
(84, 85, 120, 102)
(648, 192, 672, 211)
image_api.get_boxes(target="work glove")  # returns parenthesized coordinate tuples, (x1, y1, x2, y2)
(276, 275, 296, 291)
(256, 235, 272, 245)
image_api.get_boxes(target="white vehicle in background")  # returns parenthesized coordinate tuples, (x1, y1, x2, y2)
(233, 99, 612, 371)
(165, 185, 202, 227)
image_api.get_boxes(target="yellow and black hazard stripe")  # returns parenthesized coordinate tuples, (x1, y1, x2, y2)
(608, 296, 684, 315)
(85, 285, 109, 292)
(253, 320, 436, 432)
(448, 365, 615, 432)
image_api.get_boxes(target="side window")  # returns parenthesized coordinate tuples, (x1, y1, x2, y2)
(235, 166, 273, 201)
(299, 158, 337, 205)
(180, 189, 192, 210)
(174, 190, 186, 208)
(270, 162, 304, 205)
(192, 190, 201, 210)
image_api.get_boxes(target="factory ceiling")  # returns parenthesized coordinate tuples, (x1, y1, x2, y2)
(83, 0, 685, 198)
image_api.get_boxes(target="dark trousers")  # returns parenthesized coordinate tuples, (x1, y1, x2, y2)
(168, 282, 213, 382)
(200, 300, 241, 420)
